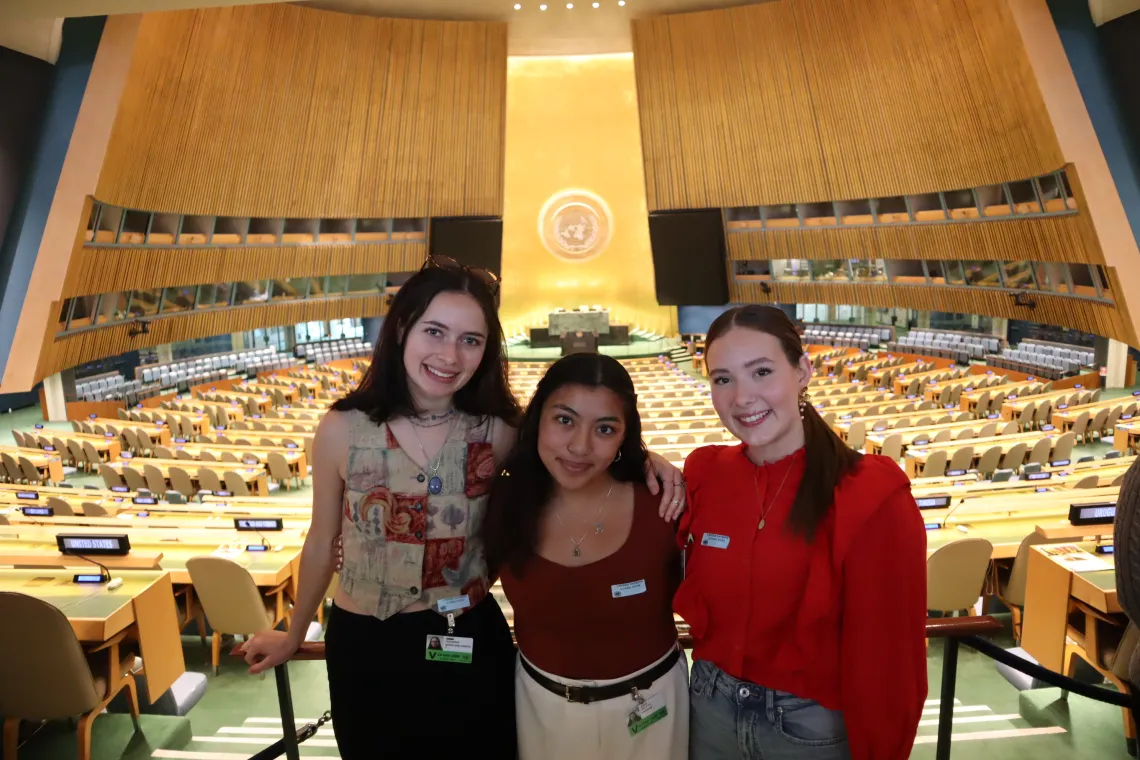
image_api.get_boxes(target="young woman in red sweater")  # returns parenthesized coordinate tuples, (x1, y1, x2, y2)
(677, 305, 927, 760)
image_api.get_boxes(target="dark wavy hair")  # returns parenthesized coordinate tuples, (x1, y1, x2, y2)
(332, 266, 521, 426)
(482, 353, 649, 577)
(706, 304, 862, 541)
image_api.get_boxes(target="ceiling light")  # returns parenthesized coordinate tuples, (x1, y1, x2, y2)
(540, 3, 547, 8)
(514, 2, 521, 8)
(618, 0, 626, 5)
(566, 2, 574, 7)
(593, 1, 599, 6)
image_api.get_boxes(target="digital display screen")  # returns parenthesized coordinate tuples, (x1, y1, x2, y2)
(132, 496, 156, 505)
(907, 394, 917, 399)
(1057, 405, 1068, 410)
(1008, 395, 1018, 400)
(1123, 415, 1134, 420)
(873, 424, 887, 432)
(1133, 390, 1140, 396)
(57, 534, 131, 555)
(22, 506, 52, 516)
(215, 490, 232, 497)
(916, 495, 952, 509)
(988, 413, 1000, 419)
(841, 414, 853, 420)
(1050, 459, 1070, 467)
(924, 523, 941, 531)
(34, 423, 43, 429)
(1027, 472, 1052, 480)
(1096, 545, 1115, 555)
(122, 452, 133, 458)
(175, 438, 186, 444)
(16, 491, 38, 500)
(137, 511, 149, 517)
(1069, 501, 1116, 526)
(1041, 425, 1056, 431)
(156, 421, 165, 426)
(111, 485, 129, 493)
(73, 574, 107, 584)
(946, 469, 967, 477)
(43, 446, 54, 451)
(105, 432, 115, 438)
(986, 370, 994, 374)
(965, 387, 974, 392)
(235, 518, 284, 531)
(1075, 384, 1083, 389)
(88, 414, 97, 419)
(246, 544, 269, 552)
(286, 443, 297, 449)
(914, 438, 930, 445)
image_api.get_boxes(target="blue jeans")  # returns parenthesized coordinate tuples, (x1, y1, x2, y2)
(689, 659, 850, 760)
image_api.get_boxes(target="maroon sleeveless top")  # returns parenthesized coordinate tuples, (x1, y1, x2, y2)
(499, 484, 681, 679)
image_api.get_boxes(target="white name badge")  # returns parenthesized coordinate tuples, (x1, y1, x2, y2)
(437, 595, 470, 613)
(612, 580, 647, 598)
(701, 533, 731, 549)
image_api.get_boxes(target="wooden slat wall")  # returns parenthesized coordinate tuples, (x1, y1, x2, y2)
(95, 5, 507, 218)
(725, 216, 1095, 264)
(62, 243, 425, 297)
(729, 277, 1134, 346)
(36, 295, 388, 380)
(632, 0, 1063, 210)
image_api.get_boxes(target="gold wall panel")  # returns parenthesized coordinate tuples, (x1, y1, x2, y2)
(729, 279, 1134, 347)
(36, 295, 388, 381)
(95, 5, 507, 218)
(499, 55, 675, 336)
(62, 243, 426, 297)
(726, 215, 1096, 263)
(632, 0, 1063, 210)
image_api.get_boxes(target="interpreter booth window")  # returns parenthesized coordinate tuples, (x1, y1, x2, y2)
(810, 260, 850, 281)
(330, 319, 363, 340)
(1067, 264, 1098, 298)
(873, 196, 909, 224)
(850, 260, 886, 283)
(885, 260, 925, 284)
(161, 286, 196, 314)
(1032, 263, 1071, 294)
(296, 321, 327, 343)
(733, 260, 771, 280)
(346, 274, 386, 295)
(95, 292, 130, 324)
(271, 278, 313, 301)
(67, 295, 99, 329)
(232, 281, 270, 306)
(962, 261, 1000, 287)
(326, 276, 349, 297)
(1002, 261, 1036, 289)
(1094, 266, 1113, 300)
(127, 289, 161, 317)
(943, 261, 966, 286)
(1008, 179, 1043, 215)
(771, 259, 811, 281)
(763, 204, 799, 229)
(197, 283, 233, 308)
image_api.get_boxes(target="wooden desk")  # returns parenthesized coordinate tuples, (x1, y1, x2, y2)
(0, 568, 184, 702)
(89, 419, 173, 448)
(170, 442, 306, 473)
(1022, 544, 1118, 671)
(1001, 389, 1080, 421)
(30, 430, 123, 461)
(904, 431, 1061, 477)
(958, 382, 1045, 412)
(863, 418, 1017, 456)
(1052, 398, 1135, 430)
(0, 446, 65, 483)
(1115, 422, 1140, 454)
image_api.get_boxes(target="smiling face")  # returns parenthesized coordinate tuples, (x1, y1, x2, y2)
(401, 291, 488, 411)
(537, 383, 627, 491)
(707, 326, 812, 462)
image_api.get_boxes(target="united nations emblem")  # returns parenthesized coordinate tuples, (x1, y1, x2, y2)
(538, 189, 613, 263)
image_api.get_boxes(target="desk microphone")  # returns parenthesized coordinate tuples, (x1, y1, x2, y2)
(73, 554, 114, 584)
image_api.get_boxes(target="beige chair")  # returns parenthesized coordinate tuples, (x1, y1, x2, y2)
(927, 538, 994, 616)
(955, 428, 975, 441)
(0, 592, 140, 760)
(1074, 475, 1101, 489)
(218, 451, 239, 463)
(1002, 421, 1020, 435)
(879, 434, 904, 463)
(1035, 400, 1053, 430)
(81, 441, 103, 473)
(1070, 411, 1092, 444)
(933, 429, 954, 443)
(186, 556, 291, 674)
(1052, 432, 1076, 463)
(81, 502, 108, 517)
(974, 446, 1003, 479)
(947, 445, 975, 474)
(153, 445, 174, 459)
(846, 421, 867, 451)
(99, 464, 124, 489)
(199, 450, 217, 462)
(44, 496, 75, 516)
(67, 440, 89, 473)
(175, 449, 195, 461)
(1000, 441, 1028, 471)
(1026, 437, 1052, 467)
(197, 468, 225, 493)
(977, 422, 998, 438)
(223, 471, 251, 496)
(142, 464, 167, 494)
(1063, 613, 1139, 750)
(266, 452, 297, 490)
(921, 449, 948, 478)
(168, 466, 196, 499)
(136, 430, 155, 456)
(120, 428, 140, 455)
(18, 457, 42, 485)
(180, 417, 197, 442)
(121, 466, 148, 492)
(994, 533, 1048, 642)
(1087, 408, 1110, 442)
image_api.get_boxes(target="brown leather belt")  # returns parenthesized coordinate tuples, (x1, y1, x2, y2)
(519, 647, 681, 704)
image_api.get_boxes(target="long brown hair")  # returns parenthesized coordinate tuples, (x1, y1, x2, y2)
(706, 305, 861, 541)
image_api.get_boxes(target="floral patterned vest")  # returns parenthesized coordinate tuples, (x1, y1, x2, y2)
(339, 410, 496, 620)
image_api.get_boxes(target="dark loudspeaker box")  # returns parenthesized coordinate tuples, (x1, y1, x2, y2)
(647, 209, 729, 306)
(429, 217, 503, 276)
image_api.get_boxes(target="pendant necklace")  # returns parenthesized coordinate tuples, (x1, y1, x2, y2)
(409, 415, 458, 495)
(409, 408, 456, 428)
(556, 484, 613, 557)
(753, 457, 794, 531)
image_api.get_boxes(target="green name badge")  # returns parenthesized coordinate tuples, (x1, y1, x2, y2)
(628, 693, 668, 736)
(425, 635, 473, 664)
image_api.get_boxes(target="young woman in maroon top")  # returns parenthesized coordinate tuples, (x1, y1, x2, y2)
(677, 305, 927, 760)
(482, 352, 688, 760)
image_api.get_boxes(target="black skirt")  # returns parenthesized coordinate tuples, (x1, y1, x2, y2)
(325, 594, 518, 759)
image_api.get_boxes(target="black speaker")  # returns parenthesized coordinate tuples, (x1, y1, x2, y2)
(429, 217, 503, 276)
(647, 209, 729, 306)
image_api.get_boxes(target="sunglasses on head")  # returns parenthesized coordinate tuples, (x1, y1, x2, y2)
(421, 255, 501, 296)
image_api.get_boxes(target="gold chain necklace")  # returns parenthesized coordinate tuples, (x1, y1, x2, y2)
(753, 459, 794, 531)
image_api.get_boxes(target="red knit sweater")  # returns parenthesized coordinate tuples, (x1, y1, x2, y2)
(675, 446, 928, 760)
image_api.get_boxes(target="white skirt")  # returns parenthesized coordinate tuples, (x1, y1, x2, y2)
(516, 646, 690, 760)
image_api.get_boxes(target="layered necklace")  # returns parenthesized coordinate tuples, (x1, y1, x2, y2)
(408, 408, 457, 428)
(555, 484, 614, 557)
(408, 412, 459, 495)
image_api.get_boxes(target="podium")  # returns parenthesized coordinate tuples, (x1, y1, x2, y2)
(561, 331, 599, 356)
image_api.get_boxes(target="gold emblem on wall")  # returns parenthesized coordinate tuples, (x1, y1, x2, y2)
(538, 189, 613, 263)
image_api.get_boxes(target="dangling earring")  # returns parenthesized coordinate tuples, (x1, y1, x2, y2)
(613, 450, 623, 463)
(798, 387, 809, 420)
